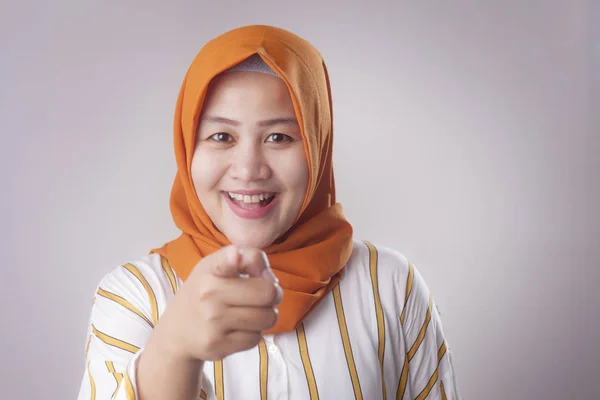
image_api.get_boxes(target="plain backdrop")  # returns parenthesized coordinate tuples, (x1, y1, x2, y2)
(2, 0, 599, 399)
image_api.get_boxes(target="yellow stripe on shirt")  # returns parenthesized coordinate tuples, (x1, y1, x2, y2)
(85, 334, 92, 358)
(407, 296, 433, 362)
(124, 366, 135, 400)
(395, 355, 409, 400)
(400, 262, 414, 324)
(160, 256, 178, 295)
(97, 288, 154, 328)
(333, 284, 363, 400)
(365, 241, 387, 400)
(215, 360, 224, 400)
(123, 263, 159, 325)
(91, 325, 140, 354)
(105, 361, 123, 399)
(87, 361, 96, 400)
(259, 339, 269, 400)
(414, 341, 448, 400)
(297, 323, 320, 400)
(415, 368, 439, 400)
(438, 340, 447, 362)
(440, 381, 448, 400)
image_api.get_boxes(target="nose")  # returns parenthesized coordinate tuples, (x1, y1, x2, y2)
(229, 141, 271, 182)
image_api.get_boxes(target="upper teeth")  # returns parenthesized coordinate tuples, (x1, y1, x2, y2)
(228, 192, 275, 203)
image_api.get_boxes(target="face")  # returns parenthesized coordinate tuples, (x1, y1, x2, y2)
(192, 71, 309, 249)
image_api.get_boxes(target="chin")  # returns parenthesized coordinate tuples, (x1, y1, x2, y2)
(226, 231, 277, 249)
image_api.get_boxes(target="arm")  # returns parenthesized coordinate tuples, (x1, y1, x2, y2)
(77, 259, 204, 400)
(78, 247, 280, 400)
(398, 263, 461, 400)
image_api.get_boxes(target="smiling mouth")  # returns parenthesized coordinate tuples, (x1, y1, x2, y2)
(225, 191, 276, 210)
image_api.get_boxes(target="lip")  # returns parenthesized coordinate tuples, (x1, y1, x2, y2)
(223, 191, 278, 219)
(224, 189, 274, 196)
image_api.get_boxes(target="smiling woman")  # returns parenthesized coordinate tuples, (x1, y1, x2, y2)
(193, 66, 309, 248)
(77, 25, 461, 400)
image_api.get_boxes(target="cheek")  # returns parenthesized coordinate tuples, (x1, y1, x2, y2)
(190, 149, 225, 198)
(278, 149, 309, 196)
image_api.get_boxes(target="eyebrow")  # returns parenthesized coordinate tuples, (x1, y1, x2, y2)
(201, 115, 298, 127)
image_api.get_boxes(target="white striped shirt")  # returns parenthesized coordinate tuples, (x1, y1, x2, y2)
(78, 240, 461, 399)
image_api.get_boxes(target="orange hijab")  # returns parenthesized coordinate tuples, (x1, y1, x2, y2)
(152, 25, 353, 333)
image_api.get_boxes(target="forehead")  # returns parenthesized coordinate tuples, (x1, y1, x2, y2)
(202, 72, 295, 114)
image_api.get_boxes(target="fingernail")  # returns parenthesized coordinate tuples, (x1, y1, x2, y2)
(262, 267, 279, 283)
(274, 283, 283, 306)
(260, 251, 271, 269)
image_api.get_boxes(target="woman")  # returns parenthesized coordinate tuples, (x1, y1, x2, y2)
(78, 24, 460, 400)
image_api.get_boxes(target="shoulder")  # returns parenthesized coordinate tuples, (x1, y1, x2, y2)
(98, 253, 178, 293)
(93, 252, 180, 320)
(344, 239, 432, 315)
(83, 253, 178, 365)
(346, 239, 413, 284)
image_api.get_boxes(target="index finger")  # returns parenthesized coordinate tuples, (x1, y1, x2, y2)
(206, 246, 271, 279)
(238, 248, 277, 281)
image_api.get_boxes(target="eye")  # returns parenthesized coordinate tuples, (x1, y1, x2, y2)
(208, 132, 234, 142)
(265, 133, 293, 143)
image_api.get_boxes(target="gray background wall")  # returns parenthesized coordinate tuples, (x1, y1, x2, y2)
(2, 0, 599, 398)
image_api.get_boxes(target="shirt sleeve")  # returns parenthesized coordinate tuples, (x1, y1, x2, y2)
(398, 262, 462, 400)
(77, 257, 180, 399)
